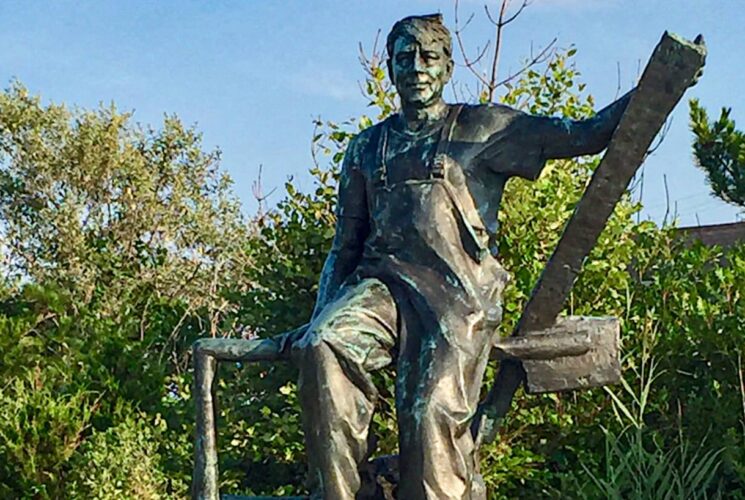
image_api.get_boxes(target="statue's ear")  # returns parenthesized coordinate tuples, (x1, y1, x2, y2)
(387, 57, 395, 85)
(445, 58, 454, 82)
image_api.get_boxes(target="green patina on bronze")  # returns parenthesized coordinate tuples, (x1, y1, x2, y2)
(191, 14, 706, 500)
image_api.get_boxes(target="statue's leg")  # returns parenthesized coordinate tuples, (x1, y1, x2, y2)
(396, 318, 492, 500)
(293, 278, 398, 500)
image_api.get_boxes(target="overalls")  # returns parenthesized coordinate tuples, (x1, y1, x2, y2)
(295, 105, 510, 500)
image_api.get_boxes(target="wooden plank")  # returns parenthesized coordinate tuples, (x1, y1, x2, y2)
(473, 32, 706, 445)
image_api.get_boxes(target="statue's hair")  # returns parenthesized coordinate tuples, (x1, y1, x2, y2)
(386, 14, 452, 59)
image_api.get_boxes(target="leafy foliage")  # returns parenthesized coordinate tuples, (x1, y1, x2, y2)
(690, 98, 745, 209)
(0, 82, 250, 328)
(66, 410, 170, 500)
(0, 372, 96, 498)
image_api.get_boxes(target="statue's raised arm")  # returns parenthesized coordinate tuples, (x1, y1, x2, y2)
(471, 89, 634, 181)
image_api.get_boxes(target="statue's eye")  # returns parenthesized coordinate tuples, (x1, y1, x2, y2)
(423, 52, 440, 62)
(396, 53, 413, 65)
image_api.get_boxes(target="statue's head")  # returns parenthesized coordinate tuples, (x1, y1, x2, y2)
(386, 14, 453, 109)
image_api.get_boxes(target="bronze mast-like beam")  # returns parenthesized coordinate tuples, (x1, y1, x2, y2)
(474, 32, 707, 444)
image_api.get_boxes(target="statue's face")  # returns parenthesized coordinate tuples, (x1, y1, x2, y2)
(389, 32, 452, 108)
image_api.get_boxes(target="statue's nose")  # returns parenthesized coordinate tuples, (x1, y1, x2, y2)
(413, 53, 427, 72)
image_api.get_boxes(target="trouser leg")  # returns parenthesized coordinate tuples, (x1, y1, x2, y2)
(396, 320, 493, 500)
(293, 279, 398, 500)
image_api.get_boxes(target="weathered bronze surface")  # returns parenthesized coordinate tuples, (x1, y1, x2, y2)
(191, 15, 706, 500)
(520, 316, 620, 394)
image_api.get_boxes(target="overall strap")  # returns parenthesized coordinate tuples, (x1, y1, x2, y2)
(431, 104, 464, 178)
(434, 104, 489, 263)
(373, 117, 391, 188)
(374, 106, 463, 186)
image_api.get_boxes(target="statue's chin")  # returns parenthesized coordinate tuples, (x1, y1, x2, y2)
(401, 93, 441, 109)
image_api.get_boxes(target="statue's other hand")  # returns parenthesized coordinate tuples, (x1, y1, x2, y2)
(276, 322, 310, 359)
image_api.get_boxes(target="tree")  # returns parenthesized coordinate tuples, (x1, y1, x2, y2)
(0, 81, 260, 497)
(0, 82, 252, 334)
(690, 98, 745, 210)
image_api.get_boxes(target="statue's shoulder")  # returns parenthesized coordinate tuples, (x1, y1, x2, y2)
(344, 119, 390, 169)
(455, 103, 525, 141)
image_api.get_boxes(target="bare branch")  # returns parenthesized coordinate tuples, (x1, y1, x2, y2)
(251, 164, 277, 219)
(462, 11, 476, 31)
(487, 1, 511, 101)
(462, 0, 538, 102)
(484, 4, 499, 25)
(454, 41, 492, 69)
(502, 0, 530, 26)
(663, 174, 671, 226)
(485, 0, 529, 27)
(159, 305, 193, 362)
(449, 78, 462, 103)
(454, 0, 492, 88)
(615, 61, 622, 100)
(636, 58, 643, 83)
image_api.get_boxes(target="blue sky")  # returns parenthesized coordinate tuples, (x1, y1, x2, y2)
(2, 0, 743, 226)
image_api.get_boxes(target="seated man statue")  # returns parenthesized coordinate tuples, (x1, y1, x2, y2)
(292, 13, 632, 500)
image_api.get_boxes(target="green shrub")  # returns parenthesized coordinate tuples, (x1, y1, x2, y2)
(65, 411, 172, 500)
(0, 372, 96, 499)
(578, 356, 723, 499)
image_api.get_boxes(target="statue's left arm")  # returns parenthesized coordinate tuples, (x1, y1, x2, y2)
(472, 89, 634, 180)
(532, 89, 634, 159)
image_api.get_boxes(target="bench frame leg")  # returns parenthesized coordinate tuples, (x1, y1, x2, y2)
(193, 349, 219, 500)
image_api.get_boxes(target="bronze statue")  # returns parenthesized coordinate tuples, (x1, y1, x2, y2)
(292, 14, 632, 500)
(191, 14, 706, 500)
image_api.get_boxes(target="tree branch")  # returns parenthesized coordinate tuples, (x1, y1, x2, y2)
(454, 0, 492, 89)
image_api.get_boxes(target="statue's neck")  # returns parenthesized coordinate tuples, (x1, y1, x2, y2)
(399, 99, 448, 133)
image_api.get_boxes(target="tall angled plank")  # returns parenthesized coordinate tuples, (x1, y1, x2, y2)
(474, 32, 707, 444)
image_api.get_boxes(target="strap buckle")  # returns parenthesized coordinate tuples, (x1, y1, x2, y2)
(431, 154, 447, 178)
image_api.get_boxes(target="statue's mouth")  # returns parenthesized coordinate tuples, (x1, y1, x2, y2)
(406, 81, 430, 91)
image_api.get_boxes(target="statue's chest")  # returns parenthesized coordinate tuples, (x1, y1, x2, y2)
(358, 116, 508, 248)
(381, 129, 440, 184)
(367, 128, 477, 189)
